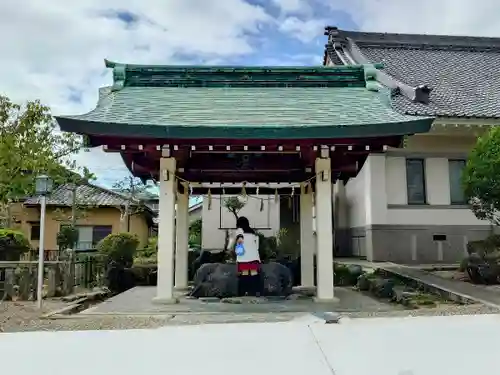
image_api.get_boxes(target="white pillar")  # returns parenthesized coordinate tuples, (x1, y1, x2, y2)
(153, 157, 177, 304)
(314, 157, 336, 302)
(300, 191, 314, 287)
(175, 192, 189, 289)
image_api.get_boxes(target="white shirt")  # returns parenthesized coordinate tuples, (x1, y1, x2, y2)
(229, 228, 260, 263)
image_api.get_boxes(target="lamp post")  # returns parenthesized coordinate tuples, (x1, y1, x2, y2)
(35, 175, 53, 309)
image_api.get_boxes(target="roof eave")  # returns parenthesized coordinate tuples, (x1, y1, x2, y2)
(51, 116, 435, 140)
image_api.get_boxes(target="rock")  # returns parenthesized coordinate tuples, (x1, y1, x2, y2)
(466, 253, 500, 284)
(286, 293, 311, 301)
(199, 297, 220, 303)
(392, 287, 418, 306)
(277, 256, 318, 287)
(356, 274, 372, 291)
(190, 250, 227, 281)
(322, 312, 342, 324)
(291, 286, 316, 297)
(347, 264, 364, 282)
(369, 278, 394, 299)
(221, 297, 242, 304)
(188, 248, 201, 280)
(189, 261, 293, 299)
(260, 262, 293, 296)
(105, 262, 136, 294)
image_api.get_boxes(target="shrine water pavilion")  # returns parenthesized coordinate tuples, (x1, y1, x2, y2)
(56, 61, 433, 303)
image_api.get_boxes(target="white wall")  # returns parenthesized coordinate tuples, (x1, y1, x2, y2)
(342, 133, 490, 228)
(384, 154, 489, 226)
(201, 195, 280, 250)
(345, 154, 387, 227)
(345, 161, 367, 227)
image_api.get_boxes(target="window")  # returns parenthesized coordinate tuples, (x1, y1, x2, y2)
(30, 222, 40, 241)
(449, 159, 466, 204)
(406, 159, 426, 204)
(92, 226, 112, 245)
(60, 225, 113, 250)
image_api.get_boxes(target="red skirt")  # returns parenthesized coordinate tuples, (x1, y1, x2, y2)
(237, 260, 260, 273)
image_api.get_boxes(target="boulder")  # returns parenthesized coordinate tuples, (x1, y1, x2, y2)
(260, 262, 293, 296)
(105, 261, 136, 293)
(465, 252, 500, 284)
(356, 274, 372, 291)
(189, 262, 293, 298)
(369, 278, 394, 299)
(190, 250, 226, 280)
(188, 248, 202, 280)
(280, 256, 317, 287)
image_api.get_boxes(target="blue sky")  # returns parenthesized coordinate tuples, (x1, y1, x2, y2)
(1, 0, 497, 200)
(73, 0, 360, 191)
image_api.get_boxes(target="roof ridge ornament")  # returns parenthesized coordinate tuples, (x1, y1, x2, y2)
(101, 60, 375, 88)
(335, 36, 432, 104)
(111, 64, 126, 91)
(363, 64, 380, 92)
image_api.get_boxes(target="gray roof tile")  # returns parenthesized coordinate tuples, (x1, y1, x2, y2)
(325, 29, 500, 118)
(24, 183, 141, 208)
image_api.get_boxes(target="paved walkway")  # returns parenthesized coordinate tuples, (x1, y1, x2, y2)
(81, 286, 400, 315)
(382, 265, 500, 308)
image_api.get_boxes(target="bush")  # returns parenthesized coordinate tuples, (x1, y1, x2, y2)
(135, 236, 157, 264)
(467, 235, 500, 256)
(97, 232, 139, 266)
(0, 229, 30, 261)
(56, 226, 78, 250)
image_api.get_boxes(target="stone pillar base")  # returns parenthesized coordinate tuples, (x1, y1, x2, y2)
(152, 296, 179, 305)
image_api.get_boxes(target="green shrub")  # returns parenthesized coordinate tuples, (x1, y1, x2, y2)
(467, 235, 500, 256)
(0, 229, 30, 261)
(56, 226, 79, 250)
(139, 236, 157, 258)
(97, 232, 139, 266)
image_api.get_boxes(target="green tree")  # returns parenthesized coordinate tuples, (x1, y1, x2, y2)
(189, 218, 202, 248)
(223, 196, 246, 221)
(463, 126, 500, 225)
(112, 176, 148, 232)
(0, 95, 82, 227)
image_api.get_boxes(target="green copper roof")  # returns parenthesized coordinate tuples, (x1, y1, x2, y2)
(103, 59, 383, 89)
(56, 62, 434, 140)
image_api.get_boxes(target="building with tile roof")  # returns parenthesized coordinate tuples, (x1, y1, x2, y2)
(13, 183, 156, 252)
(324, 27, 500, 263)
(55, 60, 435, 303)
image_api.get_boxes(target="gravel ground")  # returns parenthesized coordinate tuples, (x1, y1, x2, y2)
(1, 300, 499, 332)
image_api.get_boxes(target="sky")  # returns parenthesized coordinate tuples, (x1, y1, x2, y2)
(1, 0, 500, 191)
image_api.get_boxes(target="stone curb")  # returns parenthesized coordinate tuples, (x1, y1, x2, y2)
(381, 264, 500, 309)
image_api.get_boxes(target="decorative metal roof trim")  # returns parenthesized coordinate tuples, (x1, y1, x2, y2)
(323, 27, 433, 104)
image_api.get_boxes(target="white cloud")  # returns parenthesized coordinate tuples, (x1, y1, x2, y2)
(0, 0, 272, 185)
(271, 0, 311, 14)
(279, 17, 326, 43)
(3, 0, 500, 186)
(326, 0, 500, 37)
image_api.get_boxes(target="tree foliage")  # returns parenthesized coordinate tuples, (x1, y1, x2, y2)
(112, 176, 149, 231)
(0, 228, 30, 261)
(97, 232, 140, 267)
(223, 196, 246, 220)
(463, 126, 500, 225)
(0, 95, 82, 226)
(189, 218, 202, 248)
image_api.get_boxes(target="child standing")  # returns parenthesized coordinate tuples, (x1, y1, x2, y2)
(227, 216, 261, 296)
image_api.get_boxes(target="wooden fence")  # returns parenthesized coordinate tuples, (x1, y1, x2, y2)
(0, 250, 106, 301)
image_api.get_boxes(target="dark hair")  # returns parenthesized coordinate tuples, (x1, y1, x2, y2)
(236, 216, 255, 234)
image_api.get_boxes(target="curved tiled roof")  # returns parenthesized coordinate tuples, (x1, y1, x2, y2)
(324, 27, 500, 118)
(24, 183, 141, 207)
